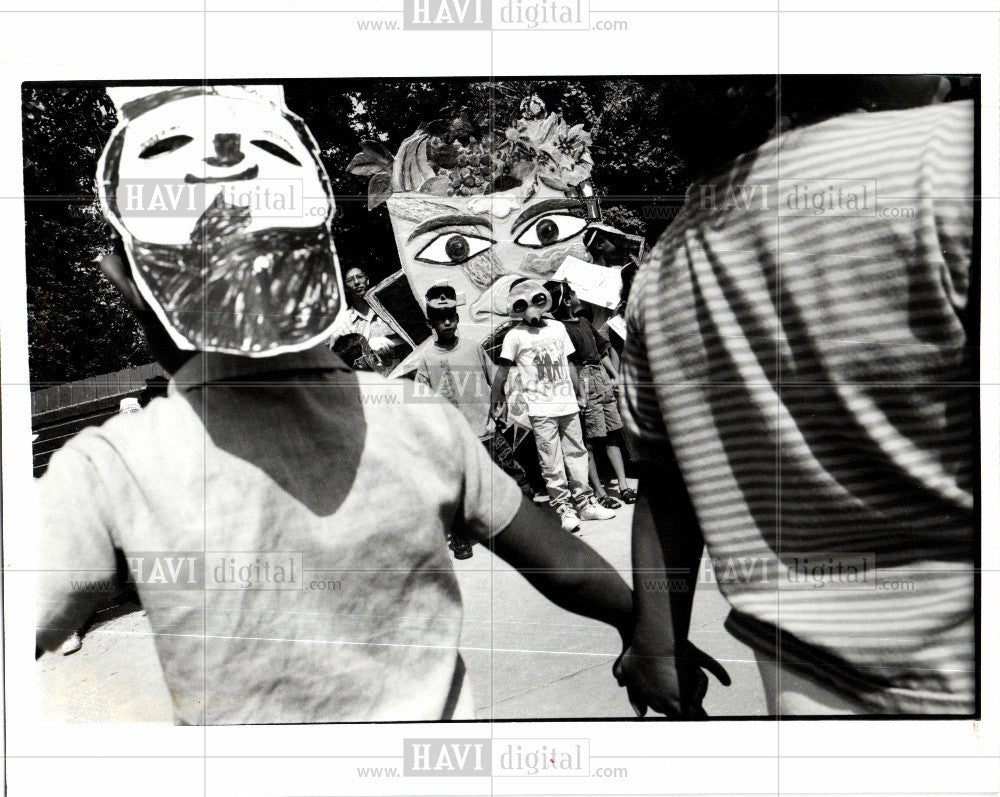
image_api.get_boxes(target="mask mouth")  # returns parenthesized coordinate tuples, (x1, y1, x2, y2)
(127, 195, 341, 354)
(185, 164, 260, 184)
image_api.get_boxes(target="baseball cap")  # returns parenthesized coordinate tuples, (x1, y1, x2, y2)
(425, 284, 458, 310)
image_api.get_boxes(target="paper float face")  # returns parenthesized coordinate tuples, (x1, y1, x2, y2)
(385, 181, 592, 334)
(98, 88, 341, 356)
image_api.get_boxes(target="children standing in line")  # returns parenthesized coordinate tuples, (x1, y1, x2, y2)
(491, 278, 615, 533)
(548, 281, 637, 507)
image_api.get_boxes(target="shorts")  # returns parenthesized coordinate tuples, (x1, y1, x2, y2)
(579, 365, 623, 440)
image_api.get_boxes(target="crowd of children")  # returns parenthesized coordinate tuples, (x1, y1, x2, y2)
(408, 278, 635, 544)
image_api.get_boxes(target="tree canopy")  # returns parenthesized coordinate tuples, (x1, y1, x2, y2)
(25, 76, 972, 385)
(23, 77, 693, 385)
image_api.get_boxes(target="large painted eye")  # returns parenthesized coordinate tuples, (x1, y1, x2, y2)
(514, 214, 588, 248)
(251, 139, 302, 166)
(139, 135, 194, 159)
(415, 232, 493, 265)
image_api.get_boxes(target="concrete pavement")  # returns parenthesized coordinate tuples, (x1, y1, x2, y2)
(453, 495, 766, 719)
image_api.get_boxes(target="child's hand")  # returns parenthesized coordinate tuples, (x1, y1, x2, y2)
(613, 640, 730, 718)
(490, 401, 506, 421)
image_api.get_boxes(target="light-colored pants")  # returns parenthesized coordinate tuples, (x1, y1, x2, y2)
(754, 651, 872, 716)
(530, 413, 592, 510)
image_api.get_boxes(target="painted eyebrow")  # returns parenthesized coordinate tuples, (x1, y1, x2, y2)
(138, 127, 182, 150)
(407, 215, 493, 243)
(510, 198, 586, 233)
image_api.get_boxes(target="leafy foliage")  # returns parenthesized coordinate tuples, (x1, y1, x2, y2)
(23, 78, 694, 385)
(23, 85, 150, 386)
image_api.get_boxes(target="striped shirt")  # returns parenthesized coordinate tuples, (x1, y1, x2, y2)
(622, 100, 976, 714)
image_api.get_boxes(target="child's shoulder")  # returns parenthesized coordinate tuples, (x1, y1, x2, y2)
(543, 318, 568, 335)
(500, 323, 529, 343)
(59, 392, 197, 467)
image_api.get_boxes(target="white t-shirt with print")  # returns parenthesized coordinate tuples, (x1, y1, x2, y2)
(500, 320, 579, 418)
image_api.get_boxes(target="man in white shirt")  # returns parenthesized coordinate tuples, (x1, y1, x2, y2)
(329, 266, 400, 355)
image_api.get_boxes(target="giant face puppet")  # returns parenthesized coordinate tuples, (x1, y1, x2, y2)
(98, 85, 342, 356)
(349, 97, 603, 351)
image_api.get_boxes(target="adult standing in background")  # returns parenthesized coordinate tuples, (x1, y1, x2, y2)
(330, 265, 402, 362)
(615, 76, 976, 717)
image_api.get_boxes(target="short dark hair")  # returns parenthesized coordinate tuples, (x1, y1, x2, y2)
(332, 332, 366, 362)
(544, 280, 572, 319)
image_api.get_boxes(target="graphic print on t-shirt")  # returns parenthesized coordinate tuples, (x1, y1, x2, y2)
(531, 346, 566, 383)
(500, 321, 579, 418)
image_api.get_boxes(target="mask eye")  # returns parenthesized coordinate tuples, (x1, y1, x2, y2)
(415, 232, 493, 265)
(250, 139, 302, 166)
(511, 299, 528, 314)
(514, 214, 588, 248)
(139, 135, 194, 159)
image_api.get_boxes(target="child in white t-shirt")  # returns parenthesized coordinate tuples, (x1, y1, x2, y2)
(490, 278, 615, 532)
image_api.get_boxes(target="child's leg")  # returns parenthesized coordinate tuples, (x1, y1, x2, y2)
(605, 438, 630, 489)
(579, 374, 607, 498)
(531, 415, 573, 509)
(600, 380, 635, 500)
(558, 413, 593, 507)
(586, 444, 607, 497)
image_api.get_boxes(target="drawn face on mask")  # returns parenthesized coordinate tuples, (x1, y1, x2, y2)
(506, 278, 553, 327)
(98, 86, 342, 356)
(385, 181, 592, 333)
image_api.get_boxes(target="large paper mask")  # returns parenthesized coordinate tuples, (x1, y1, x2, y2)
(505, 278, 552, 325)
(97, 85, 341, 355)
(348, 98, 597, 338)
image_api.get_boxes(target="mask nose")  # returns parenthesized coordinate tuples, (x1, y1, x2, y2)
(204, 133, 245, 167)
(524, 306, 545, 324)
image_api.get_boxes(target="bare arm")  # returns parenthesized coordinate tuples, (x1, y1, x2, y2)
(601, 351, 619, 382)
(614, 454, 730, 716)
(630, 457, 702, 655)
(490, 497, 633, 643)
(490, 362, 511, 417)
(567, 361, 584, 406)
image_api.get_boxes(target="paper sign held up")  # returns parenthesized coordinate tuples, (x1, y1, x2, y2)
(553, 255, 622, 309)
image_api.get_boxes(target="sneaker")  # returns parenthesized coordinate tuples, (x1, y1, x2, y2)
(60, 632, 82, 655)
(578, 498, 616, 521)
(557, 505, 581, 532)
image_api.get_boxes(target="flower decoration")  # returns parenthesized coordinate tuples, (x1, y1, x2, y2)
(348, 99, 594, 208)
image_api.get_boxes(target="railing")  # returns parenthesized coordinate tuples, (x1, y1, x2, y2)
(31, 362, 167, 477)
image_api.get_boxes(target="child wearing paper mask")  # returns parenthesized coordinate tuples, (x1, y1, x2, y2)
(35, 85, 637, 725)
(491, 278, 616, 533)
